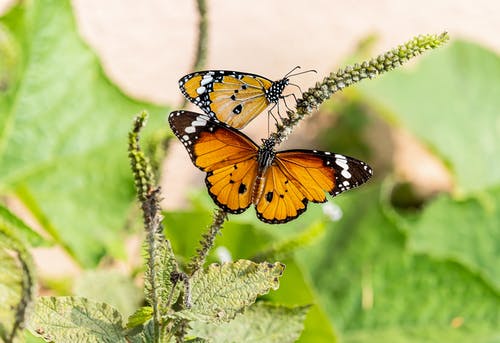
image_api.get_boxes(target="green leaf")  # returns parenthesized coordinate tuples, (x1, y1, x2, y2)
(0, 20, 20, 101)
(0, 0, 167, 267)
(74, 270, 143, 318)
(167, 194, 338, 342)
(265, 260, 338, 343)
(179, 260, 285, 323)
(125, 319, 156, 343)
(126, 307, 153, 329)
(297, 186, 500, 342)
(24, 330, 46, 343)
(0, 228, 35, 343)
(190, 302, 309, 343)
(0, 203, 48, 247)
(27, 296, 127, 343)
(145, 236, 180, 318)
(184, 338, 209, 343)
(405, 187, 500, 292)
(358, 40, 500, 194)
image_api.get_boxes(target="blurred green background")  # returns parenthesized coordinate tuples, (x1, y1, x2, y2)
(0, 0, 499, 342)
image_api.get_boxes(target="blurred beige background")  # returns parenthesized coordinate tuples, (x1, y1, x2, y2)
(1, 0, 499, 274)
(2, 0, 499, 207)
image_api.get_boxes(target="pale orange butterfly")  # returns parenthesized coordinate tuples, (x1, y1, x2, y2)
(178, 68, 311, 129)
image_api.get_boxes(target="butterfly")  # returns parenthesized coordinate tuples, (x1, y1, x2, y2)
(178, 68, 305, 129)
(169, 110, 373, 224)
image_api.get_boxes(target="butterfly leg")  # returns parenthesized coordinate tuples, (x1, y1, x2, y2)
(281, 93, 298, 117)
(287, 82, 304, 97)
(266, 102, 281, 134)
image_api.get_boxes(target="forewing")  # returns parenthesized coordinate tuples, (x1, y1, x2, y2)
(168, 110, 258, 171)
(276, 150, 373, 201)
(168, 110, 259, 213)
(179, 70, 273, 129)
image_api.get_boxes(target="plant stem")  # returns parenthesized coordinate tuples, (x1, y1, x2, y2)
(187, 208, 227, 275)
(181, 0, 209, 108)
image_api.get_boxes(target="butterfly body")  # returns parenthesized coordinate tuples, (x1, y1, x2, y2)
(252, 139, 277, 205)
(169, 110, 372, 224)
(179, 70, 290, 129)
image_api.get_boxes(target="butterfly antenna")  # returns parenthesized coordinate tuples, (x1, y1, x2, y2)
(284, 66, 301, 78)
(287, 69, 317, 78)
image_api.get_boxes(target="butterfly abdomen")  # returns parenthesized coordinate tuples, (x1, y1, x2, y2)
(251, 175, 266, 205)
(252, 139, 277, 205)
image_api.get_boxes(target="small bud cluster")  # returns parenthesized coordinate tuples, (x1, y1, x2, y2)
(271, 32, 449, 144)
(128, 112, 156, 202)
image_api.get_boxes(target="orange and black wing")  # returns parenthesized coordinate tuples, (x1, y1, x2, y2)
(255, 150, 372, 223)
(178, 70, 274, 129)
(168, 110, 259, 213)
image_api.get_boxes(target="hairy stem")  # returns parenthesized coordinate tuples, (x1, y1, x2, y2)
(193, 0, 209, 72)
(187, 208, 227, 275)
(181, 0, 209, 108)
(128, 112, 164, 342)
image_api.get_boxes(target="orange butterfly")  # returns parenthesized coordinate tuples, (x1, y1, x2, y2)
(178, 69, 299, 129)
(169, 110, 373, 224)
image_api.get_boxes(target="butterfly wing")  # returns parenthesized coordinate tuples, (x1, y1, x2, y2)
(255, 150, 372, 223)
(168, 110, 259, 213)
(254, 163, 309, 224)
(179, 70, 274, 129)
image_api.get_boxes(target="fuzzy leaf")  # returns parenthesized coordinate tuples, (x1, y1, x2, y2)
(164, 199, 338, 342)
(0, 0, 167, 267)
(126, 307, 153, 329)
(74, 270, 143, 318)
(125, 319, 155, 343)
(190, 302, 309, 343)
(144, 236, 180, 317)
(297, 186, 500, 342)
(179, 260, 285, 323)
(0, 229, 35, 343)
(27, 296, 127, 343)
(359, 40, 500, 194)
(406, 188, 500, 292)
(0, 204, 48, 247)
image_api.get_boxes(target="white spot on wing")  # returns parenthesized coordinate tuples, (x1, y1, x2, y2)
(201, 76, 213, 86)
(185, 126, 196, 134)
(196, 86, 206, 94)
(341, 170, 352, 179)
(335, 155, 351, 179)
(192, 119, 207, 127)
